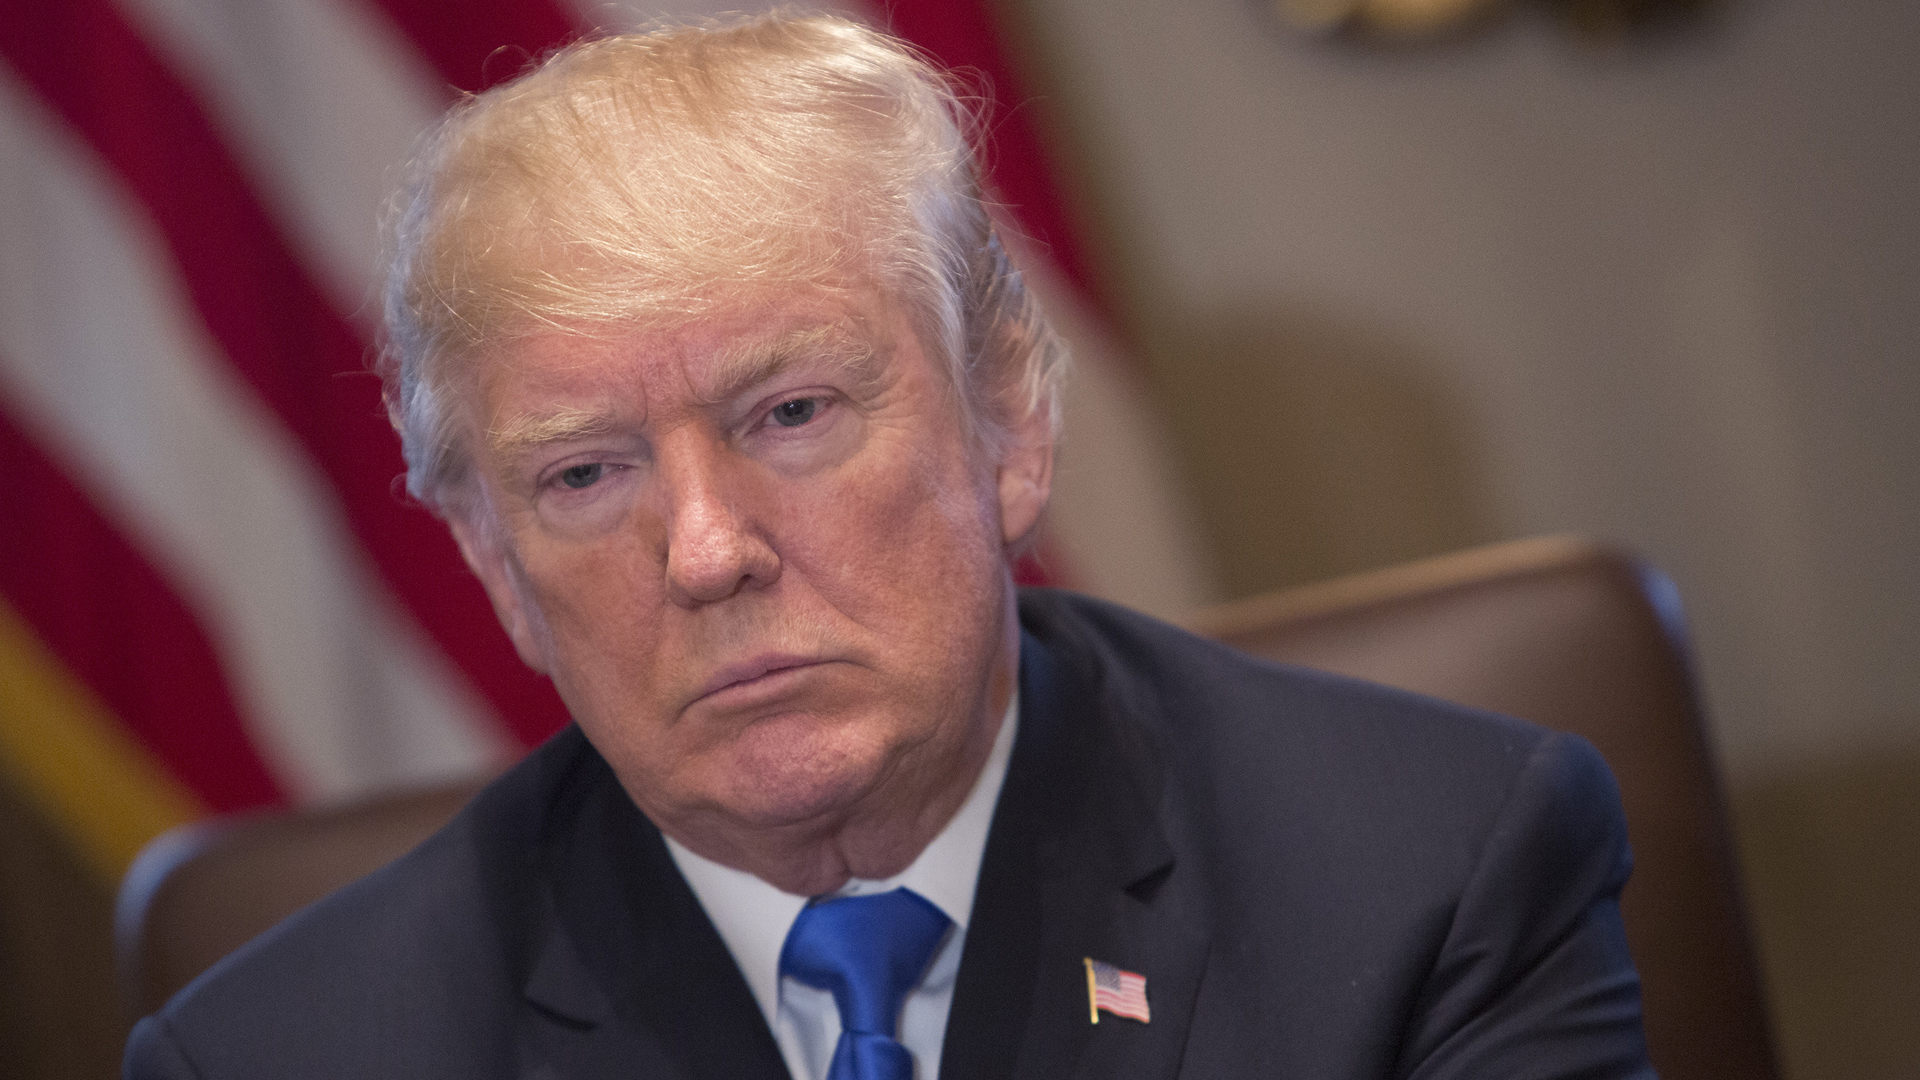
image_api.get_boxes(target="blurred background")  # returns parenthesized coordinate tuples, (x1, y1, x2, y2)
(0, 0, 1913, 1076)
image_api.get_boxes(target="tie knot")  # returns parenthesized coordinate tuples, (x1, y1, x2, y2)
(779, 887, 952, 1037)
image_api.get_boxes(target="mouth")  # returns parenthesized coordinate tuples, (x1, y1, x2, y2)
(693, 654, 831, 706)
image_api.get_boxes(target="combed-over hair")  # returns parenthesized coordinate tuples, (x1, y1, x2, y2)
(378, 12, 1068, 516)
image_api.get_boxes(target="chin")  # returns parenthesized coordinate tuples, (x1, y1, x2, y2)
(709, 710, 892, 828)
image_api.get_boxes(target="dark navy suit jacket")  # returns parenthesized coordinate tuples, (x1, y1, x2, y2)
(126, 590, 1654, 1079)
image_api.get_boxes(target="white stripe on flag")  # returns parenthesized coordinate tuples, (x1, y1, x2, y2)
(0, 66, 509, 803)
(116, 0, 448, 319)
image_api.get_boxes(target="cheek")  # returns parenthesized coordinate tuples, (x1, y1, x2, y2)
(777, 430, 1002, 618)
(512, 515, 666, 686)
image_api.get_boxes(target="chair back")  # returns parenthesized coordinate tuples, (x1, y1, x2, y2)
(1186, 535, 1777, 1080)
(115, 780, 484, 1020)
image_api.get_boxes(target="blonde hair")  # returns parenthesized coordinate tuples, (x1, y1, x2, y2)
(379, 12, 1068, 516)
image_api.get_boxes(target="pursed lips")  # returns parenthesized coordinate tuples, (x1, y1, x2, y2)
(692, 653, 831, 707)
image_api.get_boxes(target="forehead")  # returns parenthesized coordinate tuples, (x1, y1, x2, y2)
(481, 288, 886, 389)
(457, 288, 949, 468)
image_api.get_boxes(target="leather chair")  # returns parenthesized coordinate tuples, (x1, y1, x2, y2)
(115, 780, 485, 1022)
(1185, 535, 1777, 1080)
(117, 535, 1778, 1079)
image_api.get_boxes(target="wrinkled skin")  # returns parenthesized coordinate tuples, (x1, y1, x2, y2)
(448, 288, 1053, 895)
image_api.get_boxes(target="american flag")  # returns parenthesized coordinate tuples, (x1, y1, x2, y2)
(1084, 957, 1151, 1024)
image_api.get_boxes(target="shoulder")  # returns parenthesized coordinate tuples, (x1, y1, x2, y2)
(1016, 586, 1623, 902)
(1017, 585, 1558, 776)
(127, 726, 606, 1079)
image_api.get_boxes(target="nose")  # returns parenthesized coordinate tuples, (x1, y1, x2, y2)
(659, 434, 781, 607)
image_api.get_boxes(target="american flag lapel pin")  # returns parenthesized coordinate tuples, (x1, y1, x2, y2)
(1083, 957, 1151, 1024)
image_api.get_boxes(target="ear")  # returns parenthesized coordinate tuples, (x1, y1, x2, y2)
(996, 410, 1056, 550)
(447, 513, 551, 674)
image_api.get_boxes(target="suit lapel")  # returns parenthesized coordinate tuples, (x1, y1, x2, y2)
(519, 750, 791, 1080)
(942, 628, 1210, 1080)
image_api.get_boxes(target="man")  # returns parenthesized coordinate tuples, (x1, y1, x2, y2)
(127, 14, 1653, 1079)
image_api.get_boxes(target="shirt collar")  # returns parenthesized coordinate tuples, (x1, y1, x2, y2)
(666, 693, 1020, 1027)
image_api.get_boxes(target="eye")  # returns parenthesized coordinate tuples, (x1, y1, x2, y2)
(771, 398, 818, 428)
(558, 463, 603, 489)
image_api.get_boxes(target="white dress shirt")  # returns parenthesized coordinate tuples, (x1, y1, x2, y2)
(666, 696, 1019, 1080)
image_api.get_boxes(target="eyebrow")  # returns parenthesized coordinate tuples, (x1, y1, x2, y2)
(487, 406, 616, 458)
(484, 323, 887, 459)
(694, 323, 885, 407)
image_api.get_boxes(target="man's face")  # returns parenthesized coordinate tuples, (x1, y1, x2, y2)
(450, 287, 1049, 857)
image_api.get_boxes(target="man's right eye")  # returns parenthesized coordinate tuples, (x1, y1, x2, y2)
(772, 397, 819, 428)
(559, 463, 604, 489)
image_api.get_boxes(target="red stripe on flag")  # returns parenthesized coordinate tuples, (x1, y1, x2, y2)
(363, 0, 578, 93)
(0, 4, 570, 754)
(881, 1, 1110, 320)
(0, 400, 282, 813)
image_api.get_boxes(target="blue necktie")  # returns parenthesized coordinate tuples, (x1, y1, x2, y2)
(779, 888, 952, 1080)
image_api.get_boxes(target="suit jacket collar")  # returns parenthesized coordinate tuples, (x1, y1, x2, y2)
(941, 620, 1211, 1080)
(519, 744, 790, 1080)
